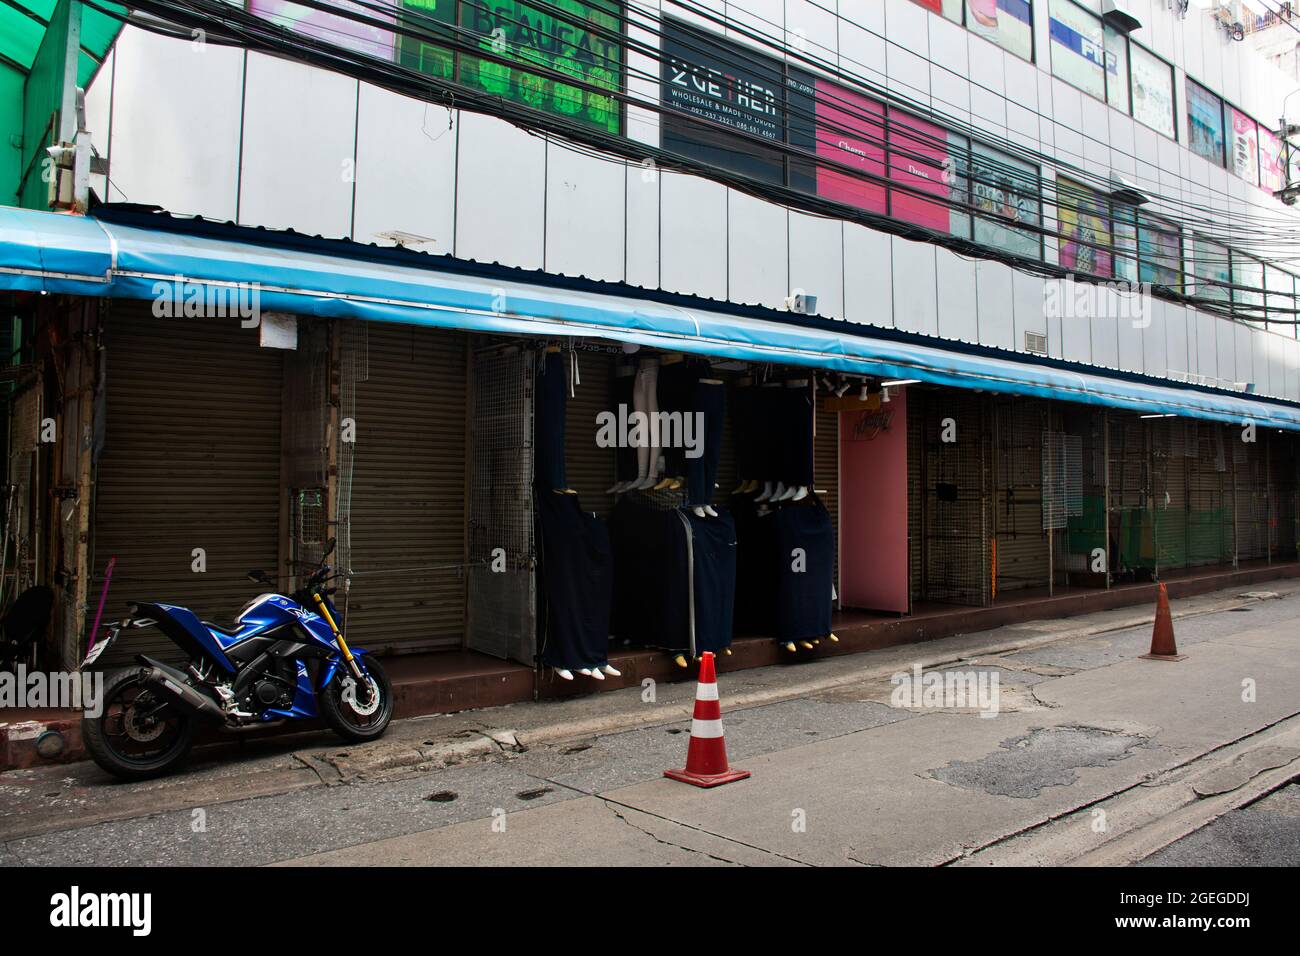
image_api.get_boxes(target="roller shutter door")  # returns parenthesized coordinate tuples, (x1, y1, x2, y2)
(814, 397, 839, 595)
(94, 306, 283, 665)
(564, 349, 617, 517)
(344, 324, 467, 653)
(993, 399, 1047, 593)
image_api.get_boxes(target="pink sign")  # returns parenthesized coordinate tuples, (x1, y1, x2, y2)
(1230, 107, 1260, 187)
(250, 0, 397, 62)
(815, 79, 887, 215)
(1259, 124, 1285, 194)
(888, 111, 953, 232)
(838, 393, 909, 614)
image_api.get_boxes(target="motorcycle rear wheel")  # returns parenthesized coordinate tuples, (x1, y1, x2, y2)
(82, 668, 195, 780)
(320, 655, 393, 742)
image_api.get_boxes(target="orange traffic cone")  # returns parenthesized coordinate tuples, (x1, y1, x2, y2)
(1141, 583, 1186, 661)
(664, 651, 751, 788)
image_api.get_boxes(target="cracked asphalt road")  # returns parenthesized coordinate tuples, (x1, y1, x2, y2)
(4, 582, 1300, 866)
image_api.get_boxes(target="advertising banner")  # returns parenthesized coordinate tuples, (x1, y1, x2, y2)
(1259, 124, 1286, 194)
(812, 78, 886, 216)
(1058, 177, 1111, 277)
(888, 111, 960, 233)
(1229, 107, 1260, 187)
(460, 0, 622, 134)
(1186, 80, 1226, 167)
(1130, 45, 1174, 139)
(662, 19, 786, 183)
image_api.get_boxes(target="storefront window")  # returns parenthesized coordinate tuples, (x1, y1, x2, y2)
(1112, 204, 1138, 282)
(1233, 255, 1265, 321)
(1260, 124, 1287, 194)
(1130, 44, 1175, 139)
(1104, 24, 1129, 114)
(1265, 266, 1296, 332)
(970, 143, 1041, 258)
(1057, 176, 1111, 277)
(967, 1, 1034, 61)
(1190, 237, 1231, 303)
(1228, 107, 1260, 187)
(1137, 213, 1181, 287)
(460, 0, 623, 135)
(1186, 79, 1226, 167)
(1048, 0, 1105, 101)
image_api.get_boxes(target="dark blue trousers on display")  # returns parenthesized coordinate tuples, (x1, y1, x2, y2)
(773, 500, 834, 641)
(686, 380, 725, 506)
(537, 491, 612, 670)
(682, 507, 737, 653)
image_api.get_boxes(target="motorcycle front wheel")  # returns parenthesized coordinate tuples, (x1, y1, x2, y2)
(320, 655, 393, 742)
(82, 668, 195, 780)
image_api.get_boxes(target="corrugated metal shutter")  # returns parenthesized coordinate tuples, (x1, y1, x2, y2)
(993, 399, 1047, 593)
(94, 305, 283, 664)
(343, 323, 467, 652)
(1187, 422, 1231, 566)
(1234, 433, 1268, 561)
(564, 349, 617, 517)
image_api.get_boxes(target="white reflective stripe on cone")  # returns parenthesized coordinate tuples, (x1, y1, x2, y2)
(691, 719, 724, 739)
(695, 682, 719, 701)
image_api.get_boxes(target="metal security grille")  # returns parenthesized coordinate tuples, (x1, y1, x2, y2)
(465, 342, 536, 664)
(335, 320, 369, 584)
(1187, 422, 1233, 567)
(1271, 435, 1299, 561)
(918, 390, 989, 607)
(3, 377, 39, 608)
(283, 320, 331, 586)
(1050, 408, 1107, 586)
(992, 400, 1049, 593)
(1234, 435, 1269, 561)
(1108, 412, 1154, 580)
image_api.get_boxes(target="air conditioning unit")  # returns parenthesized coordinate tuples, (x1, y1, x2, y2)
(1101, 0, 1142, 34)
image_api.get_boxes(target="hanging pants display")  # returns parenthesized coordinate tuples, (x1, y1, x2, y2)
(772, 499, 834, 641)
(537, 491, 613, 670)
(780, 382, 816, 488)
(535, 350, 568, 492)
(687, 378, 725, 507)
(608, 497, 735, 654)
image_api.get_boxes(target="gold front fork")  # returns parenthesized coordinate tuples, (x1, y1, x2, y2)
(314, 593, 364, 680)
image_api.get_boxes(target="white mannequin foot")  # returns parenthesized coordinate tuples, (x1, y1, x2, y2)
(601, 664, 622, 677)
(703, 505, 718, 517)
(776, 483, 796, 501)
(772, 482, 789, 501)
(791, 485, 808, 501)
(554, 667, 574, 681)
(692, 505, 706, 517)
(755, 481, 774, 502)
(634, 476, 657, 490)
(589, 667, 605, 681)
(578, 668, 593, 676)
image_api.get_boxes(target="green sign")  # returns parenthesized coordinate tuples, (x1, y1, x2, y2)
(460, 0, 621, 134)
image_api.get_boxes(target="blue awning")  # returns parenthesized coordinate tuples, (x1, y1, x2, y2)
(3, 204, 1300, 430)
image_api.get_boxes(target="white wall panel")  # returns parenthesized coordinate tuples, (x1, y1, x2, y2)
(892, 237, 938, 337)
(1195, 311, 1218, 382)
(352, 85, 455, 252)
(625, 166, 660, 290)
(1116, 299, 1144, 374)
(1141, 300, 1169, 378)
(1234, 322, 1253, 389)
(1165, 305, 1189, 376)
(976, 259, 1015, 352)
(843, 223, 893, 328)
(545, 142, 626, 283)
(660, 173, 727, 300)
(240, 54, 355, 237)
(728, 191, 788, 310)
(936, 246, 978, 344)
(1215, 316, 1235, 386)
(454, 113, 545, 269)
(1011, 270, 1044, 357)
(1090, 292, 1119, 370)
(109, 28, 243, 220)
(789, 213, 844, 319)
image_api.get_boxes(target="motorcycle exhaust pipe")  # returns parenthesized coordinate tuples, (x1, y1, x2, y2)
(137, 656, 225, 722)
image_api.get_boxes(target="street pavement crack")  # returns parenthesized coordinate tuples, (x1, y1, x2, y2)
(598, 798, 747, 866)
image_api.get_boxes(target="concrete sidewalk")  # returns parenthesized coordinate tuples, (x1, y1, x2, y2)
(3, 576, 1299, 866)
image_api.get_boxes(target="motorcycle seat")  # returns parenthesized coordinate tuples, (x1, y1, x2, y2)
(203, 620, 243, 638)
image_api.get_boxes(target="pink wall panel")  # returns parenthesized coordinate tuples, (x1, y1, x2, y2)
(839, 389, 909, 613)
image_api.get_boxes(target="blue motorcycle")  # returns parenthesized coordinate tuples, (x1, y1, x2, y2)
(80, 539, 392, 779)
